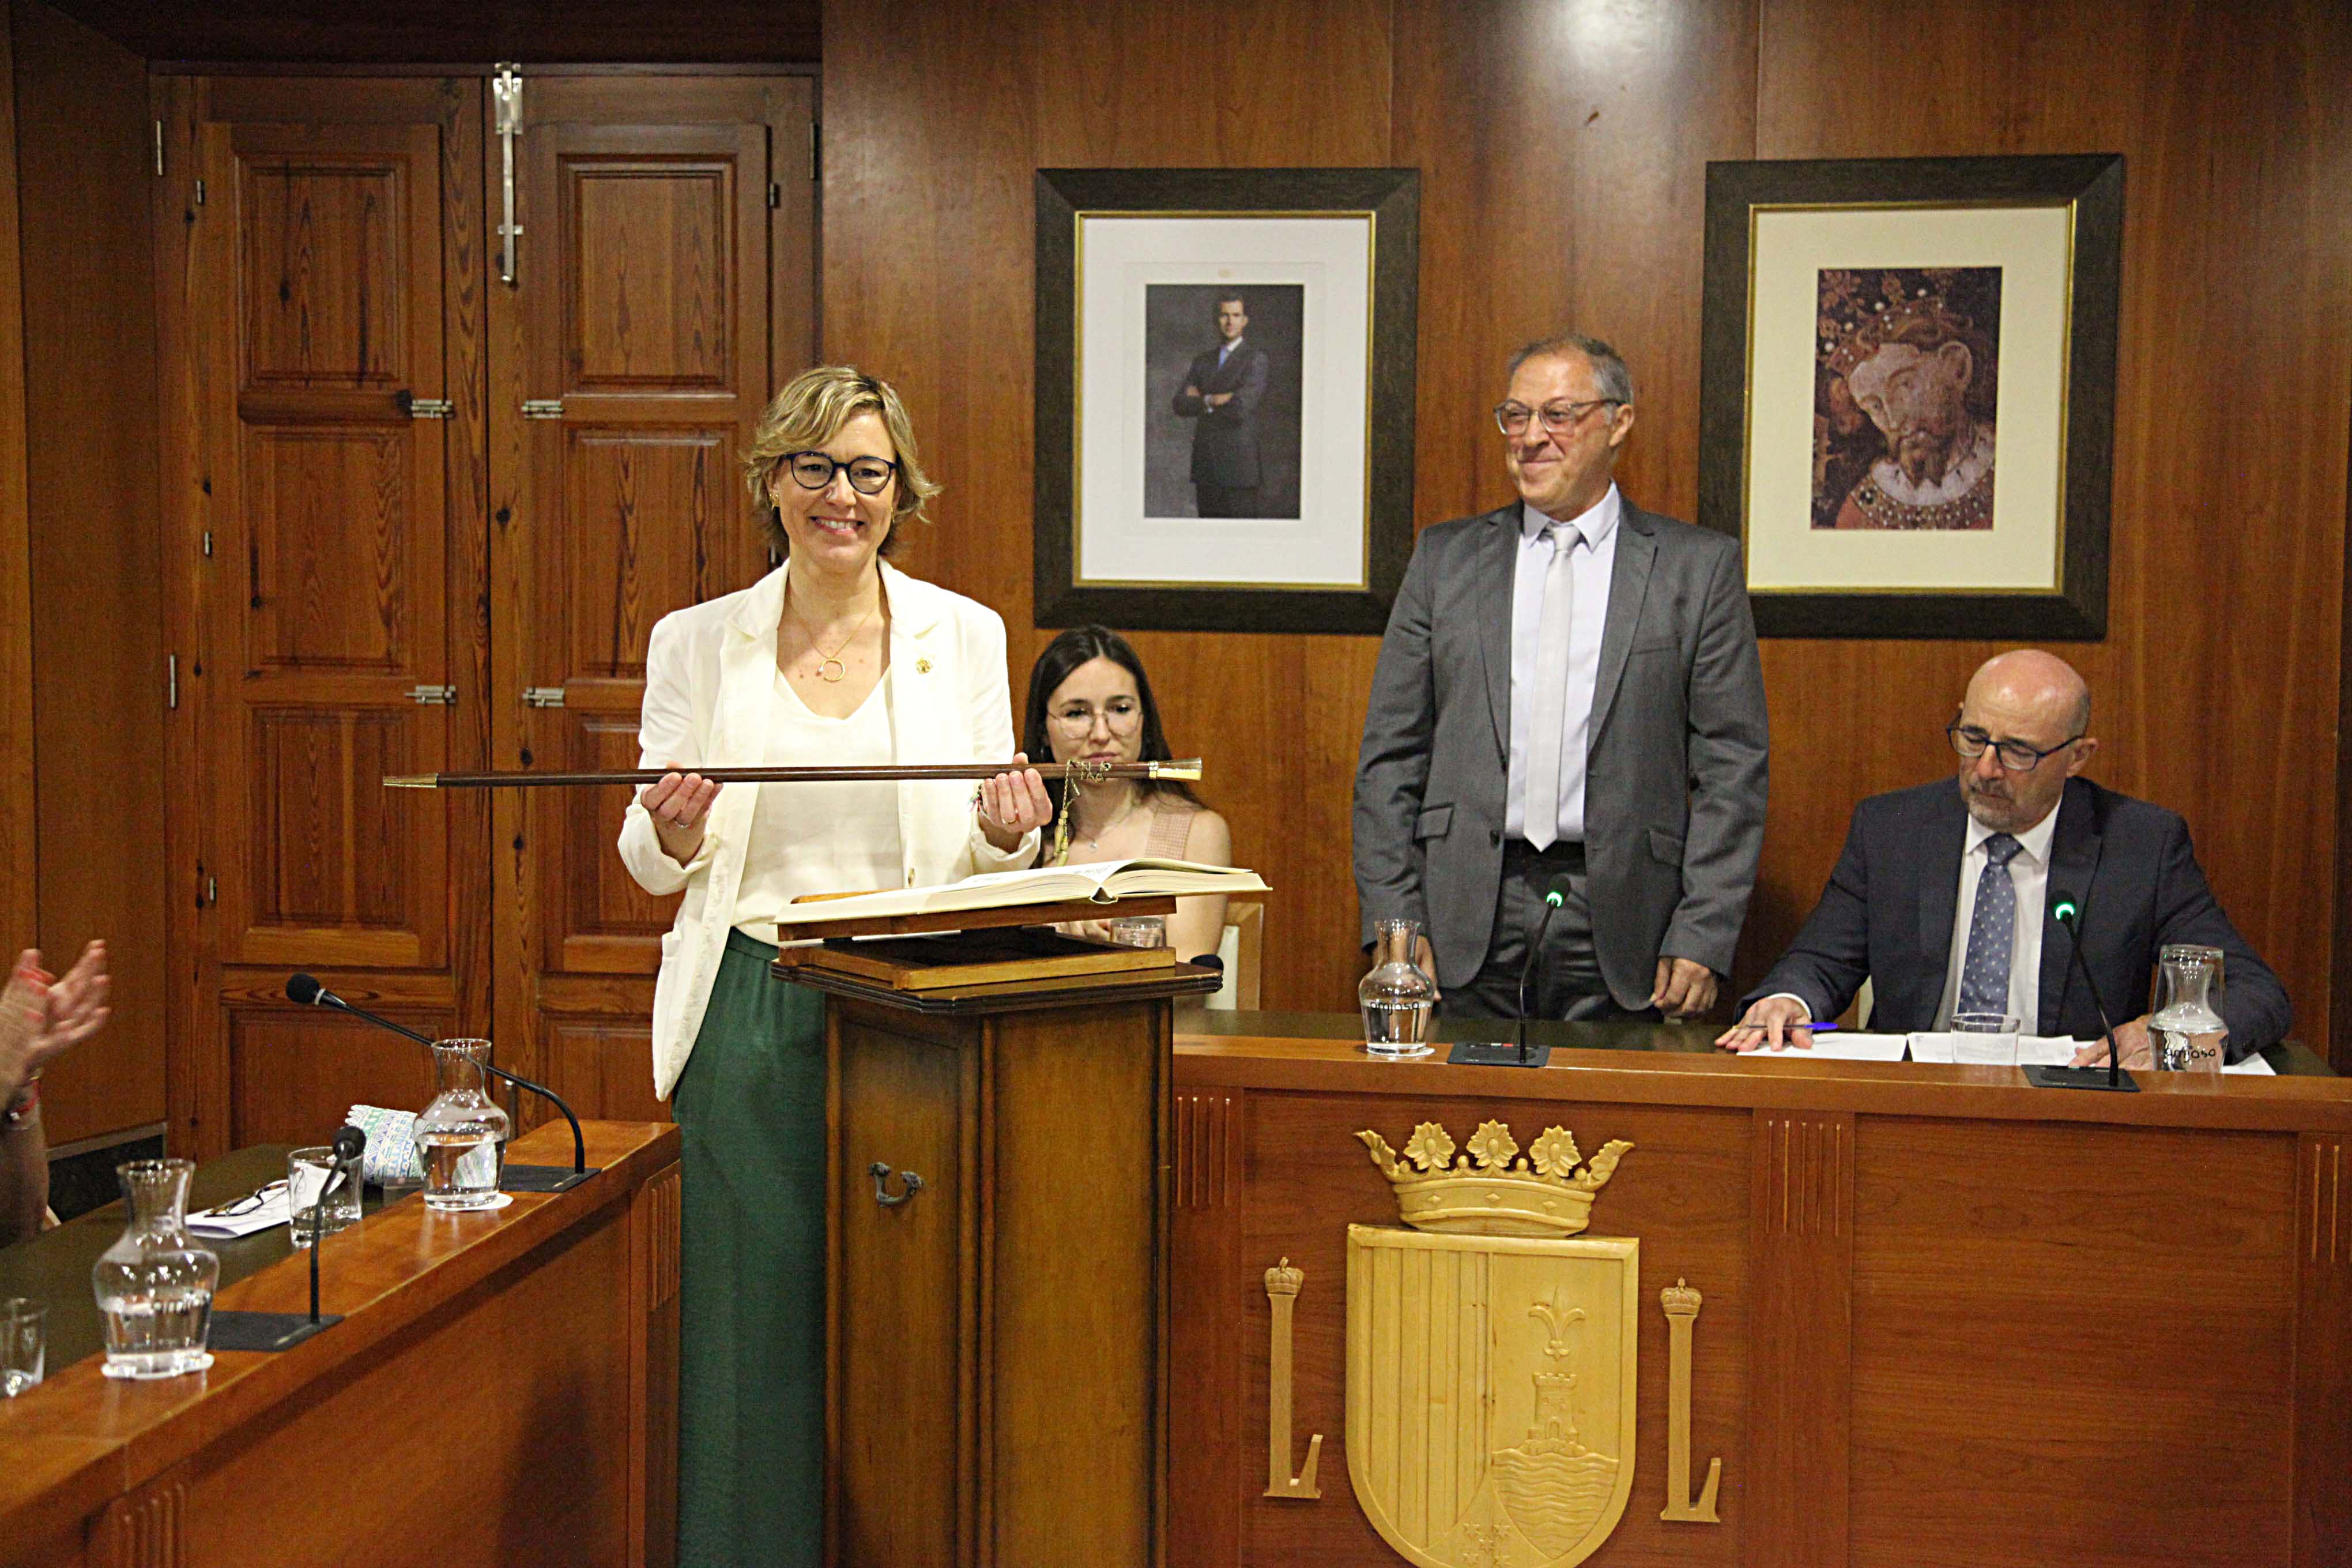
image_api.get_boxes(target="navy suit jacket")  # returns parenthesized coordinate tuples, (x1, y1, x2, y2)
(1171, 341, 1269, 488)
(1744, 777, 2290, 1061)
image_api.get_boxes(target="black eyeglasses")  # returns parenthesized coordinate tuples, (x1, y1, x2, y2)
(782, 451, 898, 496)
(1494, 398, 1622, 436)
(1947, 722, 2083, 772)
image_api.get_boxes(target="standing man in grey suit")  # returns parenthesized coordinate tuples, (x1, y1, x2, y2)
(1171, 293, 1270, 517)
(1353, 333, 1769, 1020)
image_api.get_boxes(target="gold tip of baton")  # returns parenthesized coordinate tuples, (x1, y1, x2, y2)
(382, 774, 439, 789)
(1148, 759, 1204, 782)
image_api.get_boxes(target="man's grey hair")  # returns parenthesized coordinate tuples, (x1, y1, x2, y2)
(1506, 333, 1635, 406)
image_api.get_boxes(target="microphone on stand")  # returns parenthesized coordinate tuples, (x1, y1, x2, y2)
(209, 1121, 368, 1354)
(1514, 875, 1575, 1065)
(1447, 873, 1574, 1069)
(285, 974, 601, 1190)
(308, 1124, 366, 1324)
(2022, 897, 2140, 1094)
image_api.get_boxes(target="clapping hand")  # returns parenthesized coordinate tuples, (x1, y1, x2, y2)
(2, 941, 109, 1094)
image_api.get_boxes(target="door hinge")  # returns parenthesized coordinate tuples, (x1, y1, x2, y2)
(403, 395, 453, 419)
(521, 687, 567, 708)
(202, 530, 213, 557)
(167, 654, 178, 710)
(768, 182, 781, 209)
(199, 870, 216, 907)
(809, 121, 820, 182)
(152, 120, 163, 176)
(521, 399, 564, 420)
(194, 178, 205, 206)
(407, 684, 458, 706)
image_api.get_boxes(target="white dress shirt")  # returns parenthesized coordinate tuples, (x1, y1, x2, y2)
(1932, 806, 2059, 1030)
(1216, 336, 1243, 366)
(1765, 799, 2059, 1028)
(1504, 484, 1620, 843)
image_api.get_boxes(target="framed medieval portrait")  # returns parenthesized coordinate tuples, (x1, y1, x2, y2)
(1033, 167, 1420, 634)
(1698, 154, 2124, 638)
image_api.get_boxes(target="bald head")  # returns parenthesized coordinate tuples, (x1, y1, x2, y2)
(1966, 650, 2091, 736)
(1953, 649, 2098, 833)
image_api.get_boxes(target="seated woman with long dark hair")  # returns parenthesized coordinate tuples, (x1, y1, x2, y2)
(1020, 625, 1232, 962)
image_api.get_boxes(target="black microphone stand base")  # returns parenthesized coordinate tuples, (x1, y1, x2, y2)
(2023, 1065, 2142, 1093)
(210, 1310, 342, 1351)
(1445, 1041, 1552, 1068)
(502, 1164, 602, 1193)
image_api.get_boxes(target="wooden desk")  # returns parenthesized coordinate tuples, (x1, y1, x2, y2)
(0, 1121, 680, 1568)
(1169, 1014, 2352, 1568)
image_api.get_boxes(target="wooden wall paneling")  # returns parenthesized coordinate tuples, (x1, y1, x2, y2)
(1169, 1089, 1244, 1568)
(12, 0, 164, 1147)
(488, 74, 811, 1124)
(1743, 1110, 1850, 1568)
(1850, 1117, 2296, 1566)
(628, 1159, 683, 1568)
(1750, 0, 2352, 1043)
(49, 1, 823, 67)
(156, 76, 489, 1158)
(0, 10, 27, 955)
(2294, 1133, 2351, 1565)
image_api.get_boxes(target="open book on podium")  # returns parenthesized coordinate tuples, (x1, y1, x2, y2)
(768, 857, 1268, 992)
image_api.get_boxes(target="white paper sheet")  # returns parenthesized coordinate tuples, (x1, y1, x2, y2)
(187, 1186, 291, 1238)
(1743, 1031, 1910, 1062)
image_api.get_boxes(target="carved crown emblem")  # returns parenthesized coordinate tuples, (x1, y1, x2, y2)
(1356, 1120, 1633, 1238)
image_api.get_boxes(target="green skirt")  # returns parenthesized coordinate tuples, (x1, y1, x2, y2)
(671, 929, 825, 1568)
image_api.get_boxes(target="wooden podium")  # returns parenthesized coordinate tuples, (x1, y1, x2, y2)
(775, 903, 1222, 1568)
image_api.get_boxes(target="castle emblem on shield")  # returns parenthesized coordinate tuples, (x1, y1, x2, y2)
(1347, 1120, 1638, 1568)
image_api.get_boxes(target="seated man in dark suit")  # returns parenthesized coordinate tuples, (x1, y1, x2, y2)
(1718, 650, 2287, 1065)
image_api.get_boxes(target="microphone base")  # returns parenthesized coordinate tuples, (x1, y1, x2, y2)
(211, 1310, 343, 1352)
(502, 1164, 601, 1193)
(1446, 1041, 1552, 1069)
(2023, 1065, 2142, 1093)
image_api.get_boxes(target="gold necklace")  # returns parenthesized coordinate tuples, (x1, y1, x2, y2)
(788, 590, 879, 683)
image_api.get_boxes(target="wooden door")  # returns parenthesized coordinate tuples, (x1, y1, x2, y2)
(155, 77, 490, 1156)
(489, 76, 816, 1125)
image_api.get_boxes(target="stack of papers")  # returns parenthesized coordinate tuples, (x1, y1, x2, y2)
(187, 1186, 291, 1238)
(1742, 1031, 2276, 1075)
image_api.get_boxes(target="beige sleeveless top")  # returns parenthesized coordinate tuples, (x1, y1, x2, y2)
(1143, 798, 1198, 859)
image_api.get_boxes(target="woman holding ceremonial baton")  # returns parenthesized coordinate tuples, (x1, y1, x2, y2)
(617, 366, 1050, 1566)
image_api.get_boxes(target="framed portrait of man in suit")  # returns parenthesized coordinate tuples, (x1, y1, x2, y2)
(1697, 153, 2124, 639)
(1034, 167, 1419, 634)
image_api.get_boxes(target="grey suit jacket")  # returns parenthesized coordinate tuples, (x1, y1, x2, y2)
(1352, 498, 1769, 1008)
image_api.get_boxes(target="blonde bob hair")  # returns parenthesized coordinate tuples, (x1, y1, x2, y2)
(742, 365, 943, 558)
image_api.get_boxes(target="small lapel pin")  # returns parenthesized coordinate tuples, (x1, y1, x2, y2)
(915, 658, 933, 674)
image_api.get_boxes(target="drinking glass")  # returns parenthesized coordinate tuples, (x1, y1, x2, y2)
(1107, 916, 1166, 949)
(1950, 1011, 2021, 1066)
(0, 1298, 44, 1396)
(286, 1145, 362, 1246)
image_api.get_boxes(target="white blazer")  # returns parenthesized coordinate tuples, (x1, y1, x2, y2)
(618, 561, 1036, 1099)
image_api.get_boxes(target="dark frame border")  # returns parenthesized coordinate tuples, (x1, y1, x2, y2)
(1697, 153, 2124, 639)
(1033, 167, 1419, 635)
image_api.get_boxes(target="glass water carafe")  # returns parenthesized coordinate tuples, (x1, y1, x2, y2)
(92, 1158, 218, 1379)
(416, 1039, 511, 1209)
(2149, 944, 2227, 1073)
(1359, 918, 1438, 1057)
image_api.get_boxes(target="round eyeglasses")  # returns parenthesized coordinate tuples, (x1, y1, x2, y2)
(1049, 702, 1142, 736)
(1493, 397, 1622, 437)
(1947, 722, 2083, 772)
(782, 451, 899, 496)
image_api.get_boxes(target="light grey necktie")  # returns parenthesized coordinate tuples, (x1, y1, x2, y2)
(1522, 521, 1577, 851)
(1957, 833, 2023, 1016)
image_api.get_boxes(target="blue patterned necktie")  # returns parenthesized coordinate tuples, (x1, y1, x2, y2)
(1957, 833, 2023, 1016)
